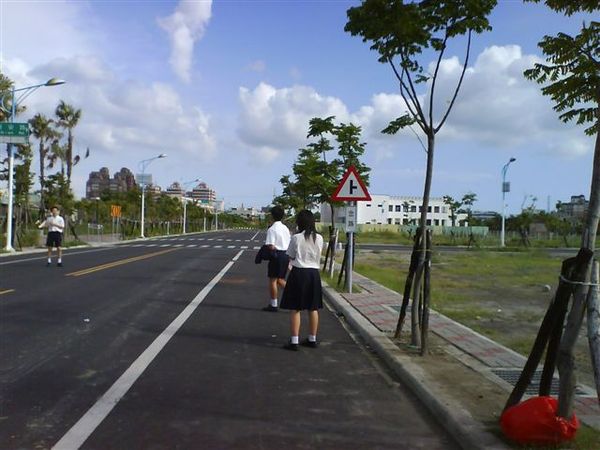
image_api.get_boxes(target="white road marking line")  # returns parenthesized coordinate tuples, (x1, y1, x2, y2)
(187, 244, 197, 248)
(201, 245, 210, 248)
(174, 244, 184, 247)
(208, 239, 214, 241)
(232, 249, 244, 261)
(250, 231, 260, 240)
(146, 244, 157, 247)
(52, 257, 239, 450)
(227, 245, 235, 249)
(253, 246, 261, 250)
(132, 244, 144, 247)
(241, 246, 248, 249)
(160, 244, 170, 247)
(214, 245, 222, 249)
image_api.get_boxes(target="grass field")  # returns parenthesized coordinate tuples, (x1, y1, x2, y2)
(352, 248, 595, 389)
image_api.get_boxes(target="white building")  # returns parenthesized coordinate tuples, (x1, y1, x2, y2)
(228, 204, 264, 220)
(321, 194, 468, 227)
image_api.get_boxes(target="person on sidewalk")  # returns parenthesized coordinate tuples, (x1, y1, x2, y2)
(263, 205, 291, 312)
(38, 206, 65, 267)
(280, 210, 324, 351)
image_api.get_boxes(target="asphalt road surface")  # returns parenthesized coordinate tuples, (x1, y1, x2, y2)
(1, 230, 457, 449)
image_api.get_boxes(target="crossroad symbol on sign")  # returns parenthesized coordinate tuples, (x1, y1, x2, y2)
(331, 165, 371, 201)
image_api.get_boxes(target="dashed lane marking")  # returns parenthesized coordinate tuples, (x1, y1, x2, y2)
(0, 289, 15, 296)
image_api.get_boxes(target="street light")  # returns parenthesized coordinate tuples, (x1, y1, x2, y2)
(138, 153, 167, 238)
(181, 178, 201, 234)
(500, 157, 516, 247)
(1, 78, 66, 251)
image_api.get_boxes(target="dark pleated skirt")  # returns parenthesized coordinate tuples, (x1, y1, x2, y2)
(280, 267, 323, 311)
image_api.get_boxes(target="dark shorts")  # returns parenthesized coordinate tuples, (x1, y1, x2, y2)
(267, 250, 289, 279)
(46, 231, 63, 248)
(280, 267, 323, 311)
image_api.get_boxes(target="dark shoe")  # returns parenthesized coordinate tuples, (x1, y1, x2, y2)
(46, 262, 51, 267)
(301, 338, 318, 348)
(283, 341, 299, 351)
(262, 305, 278, 312)
(57, 262, 63, 267)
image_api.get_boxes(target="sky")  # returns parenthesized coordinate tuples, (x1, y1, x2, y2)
(0, 0, 596, 214)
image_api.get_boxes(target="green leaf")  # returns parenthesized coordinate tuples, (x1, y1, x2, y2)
(381, 114, 416, 135)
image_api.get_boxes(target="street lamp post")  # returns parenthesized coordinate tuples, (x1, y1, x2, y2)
(138, 154, 167, 238)
(501, 157, 516, 247)
(181, 178, 200, 234)
(1, 78, 65, 251)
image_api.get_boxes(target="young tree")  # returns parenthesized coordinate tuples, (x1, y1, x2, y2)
(523, 0, 599, 420)
(346, 0, 496, 347)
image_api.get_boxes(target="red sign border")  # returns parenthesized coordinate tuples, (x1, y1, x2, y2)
(331, 165, 371, 201)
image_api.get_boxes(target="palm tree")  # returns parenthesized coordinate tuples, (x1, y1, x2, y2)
(54, 100, 81, 183)
(29, 113, 59, 213)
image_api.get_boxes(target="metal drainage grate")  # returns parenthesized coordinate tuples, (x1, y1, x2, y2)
(491, 368, 587, 396)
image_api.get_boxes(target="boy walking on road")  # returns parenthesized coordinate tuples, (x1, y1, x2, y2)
(38, 206, 65, 267)
(263, 206, 291, 312)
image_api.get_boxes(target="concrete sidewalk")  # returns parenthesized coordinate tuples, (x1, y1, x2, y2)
(323, 271, 600, 450)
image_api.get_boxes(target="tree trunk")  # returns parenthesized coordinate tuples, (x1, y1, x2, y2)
(38, 142, 46, 215)
(66, 130, 73, 182)
(420, 229, 432, 356)
(409, 132, 435, 347)
(394, 228, 422, 339)
(557, 117, 600, 419)
(586, 260, 600, 403)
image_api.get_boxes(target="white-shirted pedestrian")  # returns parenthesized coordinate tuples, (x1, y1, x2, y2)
(38, 206, 65, 267)
(263, 206, 291, 312)
(280, 210, 324, 351)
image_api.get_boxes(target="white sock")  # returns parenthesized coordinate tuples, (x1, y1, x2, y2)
(47, 258, 51, 263)
(270, 298, 278, 307)
(308, 335, 317, 342)
(290, 336, 299, 344)
(58, 258, 62, 263)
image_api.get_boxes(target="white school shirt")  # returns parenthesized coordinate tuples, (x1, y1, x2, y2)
(44, 215, 65, 233)
(286, 232, 324, 269)
(265, 221, 291, 251)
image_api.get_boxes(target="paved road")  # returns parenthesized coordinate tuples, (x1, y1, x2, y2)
(1, 230, 456, 449)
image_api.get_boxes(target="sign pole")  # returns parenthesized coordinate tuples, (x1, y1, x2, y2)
(331, 166, 370, 294)
(346, 205, 354, 294)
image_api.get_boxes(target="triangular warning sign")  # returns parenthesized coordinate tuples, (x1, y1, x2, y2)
(331, 165, 371, 201)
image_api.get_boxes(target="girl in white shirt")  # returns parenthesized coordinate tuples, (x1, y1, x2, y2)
(280, 210, 324, 351)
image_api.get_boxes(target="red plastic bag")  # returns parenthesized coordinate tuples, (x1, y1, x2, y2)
(500, 396, 579, 446)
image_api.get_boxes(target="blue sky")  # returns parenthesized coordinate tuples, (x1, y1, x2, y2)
(0, 0, 596, 214)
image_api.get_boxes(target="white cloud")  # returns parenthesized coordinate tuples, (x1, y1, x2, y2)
(4, 55, 217, 195)
(158, 0, 212, 83)
(423, 45, 593, 156)
(237, 82, 349, 159)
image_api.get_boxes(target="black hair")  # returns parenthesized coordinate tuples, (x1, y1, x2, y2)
(296, 210, 316, 241)
(271, 205, 284, 221)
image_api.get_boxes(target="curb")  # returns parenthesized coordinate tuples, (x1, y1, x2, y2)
(322, 284, 510, 450)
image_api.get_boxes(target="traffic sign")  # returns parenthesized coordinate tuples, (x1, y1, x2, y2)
(0, 122, 30, 144)
(111, 205, 122, 218)
(345, 205, 357, 232)
(331, 165, 371, 201)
